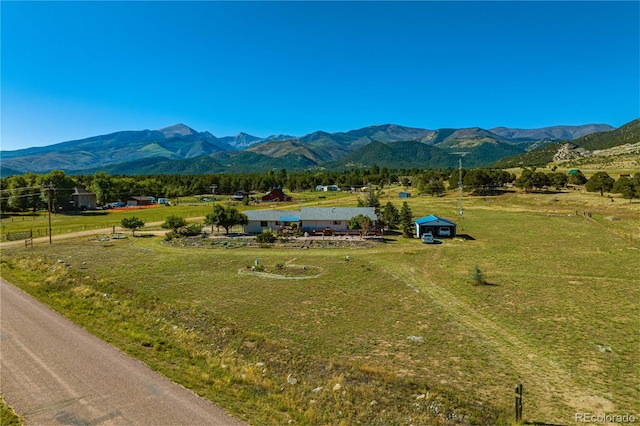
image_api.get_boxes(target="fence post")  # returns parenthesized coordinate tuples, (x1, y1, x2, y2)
(515, 383, 523, 423)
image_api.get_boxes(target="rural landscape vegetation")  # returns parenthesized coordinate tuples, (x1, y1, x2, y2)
(1, 119, 639, 425)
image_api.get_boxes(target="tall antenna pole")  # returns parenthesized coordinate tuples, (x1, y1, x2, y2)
(458, 156, 463, 218)
(451, 152, 469, 219)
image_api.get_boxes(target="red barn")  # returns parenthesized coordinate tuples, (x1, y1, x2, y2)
(262, 188, 292, 202)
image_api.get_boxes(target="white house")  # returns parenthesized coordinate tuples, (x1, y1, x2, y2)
(315, 185, 340, 192)
(244, 207, 377, 234)
(70, 186, 97, 210)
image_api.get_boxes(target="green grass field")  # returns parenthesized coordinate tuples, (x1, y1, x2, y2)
(0, 191, 354, 240)
(1, 187, 638, 425)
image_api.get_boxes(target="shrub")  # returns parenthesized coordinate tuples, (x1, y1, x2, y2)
(256, 229, 276, 244)
(163, 231, 180, 241)
(177, 223, 203, 236)
(162, 215, 188, 232)
(162, 224, 202, 241)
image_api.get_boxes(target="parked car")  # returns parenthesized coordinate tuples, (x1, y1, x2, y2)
(422, 232, 434, 244)
(103, 201, 126, 209)
(438, 227, 451, 237)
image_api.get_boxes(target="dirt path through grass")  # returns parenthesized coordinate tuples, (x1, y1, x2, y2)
(386, 264, 614, 424)
(0, 221, 175, 249)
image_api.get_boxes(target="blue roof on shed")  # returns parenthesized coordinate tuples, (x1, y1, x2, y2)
(414, 215, 456, 226)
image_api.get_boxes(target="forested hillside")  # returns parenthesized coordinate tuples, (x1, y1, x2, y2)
(2, 122, 622, 177)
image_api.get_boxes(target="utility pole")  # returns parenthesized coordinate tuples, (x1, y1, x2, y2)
(45, 182, 53, 244)
(452, 152, 468, 219)
(209, 184, 217, 233)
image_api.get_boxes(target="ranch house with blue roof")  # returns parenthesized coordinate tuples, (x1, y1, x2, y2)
(244, 207, 377, 235)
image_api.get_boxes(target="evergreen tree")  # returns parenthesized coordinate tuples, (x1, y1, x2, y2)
(471, 265, 486, 285)
(612, 177, 638, 203)
(425, 181, 446, 197)
(515, 168, 535, 192)
(358, 185, 380, 209)
(399, 201, 414, 238)
(549, 172, 568, 190)
(568, 170, 587, 186)
(585, 171, 615, 196)
(380, 201, 400, 230)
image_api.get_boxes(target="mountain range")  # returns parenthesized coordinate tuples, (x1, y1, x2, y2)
(0, 122, 627, 177)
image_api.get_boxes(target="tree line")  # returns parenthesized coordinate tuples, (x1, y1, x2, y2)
(1, 166, 639, 214)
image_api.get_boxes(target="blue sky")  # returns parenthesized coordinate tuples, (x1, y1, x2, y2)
(2, 1, 638, 151)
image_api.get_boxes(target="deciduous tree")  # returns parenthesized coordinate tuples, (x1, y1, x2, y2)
(162, 215, 187, 232)
(121, 216, 145, 235)
(348, 214, 373, 238)
(205, 205, 248, 235)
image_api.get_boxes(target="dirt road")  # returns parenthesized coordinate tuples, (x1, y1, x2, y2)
(0, 279, 247, 425)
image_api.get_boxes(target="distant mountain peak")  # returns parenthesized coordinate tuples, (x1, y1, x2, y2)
(264, 134, 297, 141)
(0, 119, 626, 177)
(489, 124, 615, 141)
(158, 123, 198, 137)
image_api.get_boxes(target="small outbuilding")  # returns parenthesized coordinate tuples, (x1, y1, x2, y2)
(414, 215, 457, 238)
(126, 196, 154, 207)
(398, 191, 411, 198)
(262, 188, 292, 202)
(232, 190, 250, 201)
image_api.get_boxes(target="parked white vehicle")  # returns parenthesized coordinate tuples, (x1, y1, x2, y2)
(421, 232, 434, 244)
(438, 227, 451, 237)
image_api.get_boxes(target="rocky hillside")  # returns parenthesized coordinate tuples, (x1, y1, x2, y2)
(492, 119, 640, 168)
